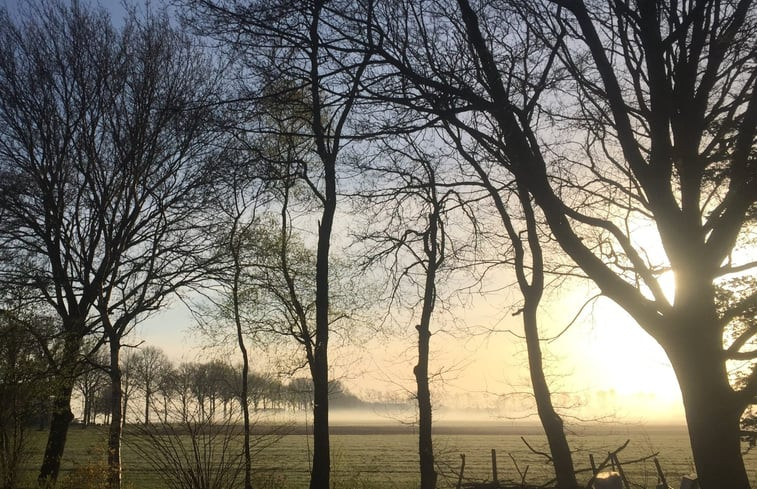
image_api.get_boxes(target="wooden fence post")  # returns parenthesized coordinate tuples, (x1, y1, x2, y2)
(491, 448, 499, 487)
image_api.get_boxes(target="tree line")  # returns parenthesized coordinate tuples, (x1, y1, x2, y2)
(0, 1, 754, 489)
(74, 346, 376, 428)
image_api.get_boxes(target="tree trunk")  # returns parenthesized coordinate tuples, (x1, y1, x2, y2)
(37, 382, 75, 485)
(233, 256, 253, 489)
(83, 394, 91, 427)
(144, 388, 150, 424)
(469, 160, 576, 488)
(107, 342, 123, 489)
(662, 320, 749, 489)
(38, 334, 81, 485)
(523, 302, 577, 489)
(415, 323, 437, 489)
(121, 394, 129, 430)
(309, 347, 330, 489)
(309, 135, 336, 488)
(416, 208, 440, 489)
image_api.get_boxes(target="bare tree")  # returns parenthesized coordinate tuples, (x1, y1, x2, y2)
(354, 135, 477, 489)
(201, 143, 270, 489)
(119, 349, 139, 427)
(0, 3, 121, 481)
(360, 0, 757, 486)
(133, 346, 172, 424)
(449, 130, 578, 488)
(183, 3, 373, 486)
(0, 3, 218, 486)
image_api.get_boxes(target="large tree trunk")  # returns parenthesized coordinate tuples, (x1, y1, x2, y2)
(37, 382, 75, 484)
(107, 342, 123, 489)
(38, 335, 81, 485)
(523, 302, 577, 489)
(661, 313, 749, 489)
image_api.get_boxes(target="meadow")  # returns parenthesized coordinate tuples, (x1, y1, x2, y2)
(18, 422, 757, 488)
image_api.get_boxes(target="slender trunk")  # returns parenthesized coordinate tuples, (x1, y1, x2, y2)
(144, 388, 150, 424)
(308, 2, 332, 482)
(107, 342, 123, 489)
(232, 253, 253, 489)
(38, 334, 80, 485)
(523, 301, 577, 489)
(469, 161, 577, 488)
(417, 209, 440, 489)
(416, 324, 437, 489)
(309, 146, 335, 489)
(83, 394, 90, 427)
(309, 186, 334, 488)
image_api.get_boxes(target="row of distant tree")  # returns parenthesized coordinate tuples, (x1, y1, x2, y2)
(74, 347, 377, 427)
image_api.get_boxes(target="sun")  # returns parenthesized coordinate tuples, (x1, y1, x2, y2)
(548, 285, 685, 421)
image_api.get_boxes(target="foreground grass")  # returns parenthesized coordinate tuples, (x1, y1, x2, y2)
(17, 424, 757, 488)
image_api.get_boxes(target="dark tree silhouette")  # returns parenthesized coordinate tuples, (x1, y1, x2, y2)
(0, 3, 218, 486)
(183, 2, 372, 487)
(360, 0, 757, 486)
(354, 135, 474, 489)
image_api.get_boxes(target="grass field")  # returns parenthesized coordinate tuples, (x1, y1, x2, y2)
(17, 423, 757, 488)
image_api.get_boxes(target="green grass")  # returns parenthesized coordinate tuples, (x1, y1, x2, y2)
(16, 425, 757, 489)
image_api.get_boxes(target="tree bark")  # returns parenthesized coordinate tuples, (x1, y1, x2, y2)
(416, 323, 437, 489)
(37, 382, 75, 485)
(309, 145, 335, 489)
(37, 334, 81, 485)
(660, 307, 750, 489)
(144, 389, 150, 425)
(310, 350, 330, 489)
(107, 342, 123, 489)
